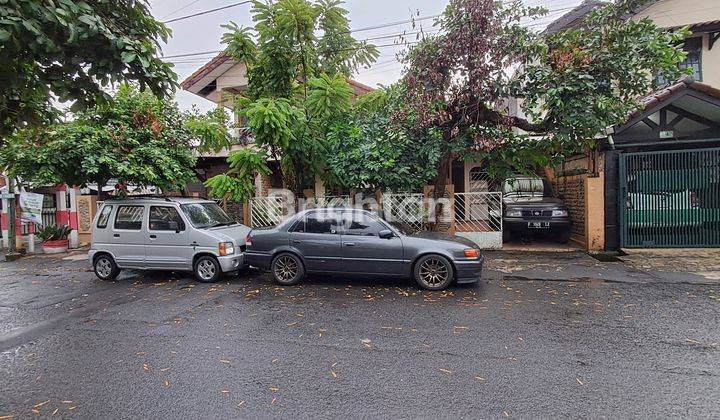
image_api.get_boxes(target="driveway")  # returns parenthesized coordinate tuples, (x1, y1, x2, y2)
(0, 250, 718, 418)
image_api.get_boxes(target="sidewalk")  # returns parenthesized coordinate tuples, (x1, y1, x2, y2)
(484, 249, 720, 285)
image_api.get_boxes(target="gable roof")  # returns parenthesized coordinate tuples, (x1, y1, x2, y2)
(181, 53, 375, 96)
(544, 0, 608, 35)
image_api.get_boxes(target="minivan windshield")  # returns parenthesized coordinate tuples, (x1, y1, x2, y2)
(180, 202, 234, 229)
(503, 178, 553, 198)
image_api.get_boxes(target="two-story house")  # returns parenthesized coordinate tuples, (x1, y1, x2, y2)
(533, 0, 720, 251)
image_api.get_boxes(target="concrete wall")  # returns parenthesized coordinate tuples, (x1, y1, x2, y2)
(634, 0, 720, 87)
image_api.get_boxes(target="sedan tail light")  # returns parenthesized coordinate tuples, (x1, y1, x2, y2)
(245, 232, 253, 247)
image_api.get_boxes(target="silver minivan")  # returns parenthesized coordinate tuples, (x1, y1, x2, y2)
(88, 196, 250, 282)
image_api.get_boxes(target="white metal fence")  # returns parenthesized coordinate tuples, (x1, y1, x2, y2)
(453, 192, 503, 249)
(304, 195, 351, 209)
(382, 193, 426, 232)
(249, 196, 290, 228)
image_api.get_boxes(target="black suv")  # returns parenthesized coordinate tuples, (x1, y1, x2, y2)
(501, 176, 572, 243)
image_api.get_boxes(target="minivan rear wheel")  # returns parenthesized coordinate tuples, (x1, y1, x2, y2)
(271, 253, 305, 286)
(194, 256, 222, 283)
(94, 254, 120, 281)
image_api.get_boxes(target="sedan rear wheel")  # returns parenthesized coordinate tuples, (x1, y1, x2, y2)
(414, 255, 454, 291)
(271, 253, 305, 286)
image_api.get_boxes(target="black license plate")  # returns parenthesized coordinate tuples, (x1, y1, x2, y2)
(528, 222, 550, 229)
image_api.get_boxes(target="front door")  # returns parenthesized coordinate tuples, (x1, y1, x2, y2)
(288, 211, 343, 271)
(339, 211, 405, 275)
(111, 205, 146, 268)
(145, 206, 189, 270)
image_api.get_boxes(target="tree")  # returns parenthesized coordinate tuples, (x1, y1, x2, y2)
(327, 85, 442, 193)
(205, 0, 379, 200)
(401, 0, 689, 198)
(0, 0, 176, 142)
(0, 85, 232, 197)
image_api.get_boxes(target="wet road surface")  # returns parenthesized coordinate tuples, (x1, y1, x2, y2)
(1, 252, 719, 418)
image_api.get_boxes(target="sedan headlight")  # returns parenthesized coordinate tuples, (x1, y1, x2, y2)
(551, 209, 569, 217)
(218, 241, 235, 256)
(505, 209, 522, 217)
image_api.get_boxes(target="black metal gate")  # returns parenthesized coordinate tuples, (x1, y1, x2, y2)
(619, 147, 720, 248)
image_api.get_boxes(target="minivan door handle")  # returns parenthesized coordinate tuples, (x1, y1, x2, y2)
(113, 233, 120, 238)
(149, 234, 157, 239)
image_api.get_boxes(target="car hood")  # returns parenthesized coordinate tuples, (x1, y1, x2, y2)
(207, 223, 252, 245)
(503, 196, 565, 208)
(406, 231, 479, 249)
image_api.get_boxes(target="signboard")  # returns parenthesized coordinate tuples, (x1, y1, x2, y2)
(19, 192, 44, 225)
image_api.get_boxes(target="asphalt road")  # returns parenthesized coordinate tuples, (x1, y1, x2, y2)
(1, 252, 719, 418)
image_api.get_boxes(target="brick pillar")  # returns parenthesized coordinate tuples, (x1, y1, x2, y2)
(55, 185, 79, 248)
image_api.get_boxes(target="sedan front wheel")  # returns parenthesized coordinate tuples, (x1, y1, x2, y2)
(414, 254, 454, 291)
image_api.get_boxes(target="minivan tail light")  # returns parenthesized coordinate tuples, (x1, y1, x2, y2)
(464, 249, 479, 259)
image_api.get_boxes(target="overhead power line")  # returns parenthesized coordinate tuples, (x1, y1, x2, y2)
(163, 1, 253, 24)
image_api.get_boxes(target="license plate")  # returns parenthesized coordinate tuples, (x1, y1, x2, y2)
(528, 222, 550, 229)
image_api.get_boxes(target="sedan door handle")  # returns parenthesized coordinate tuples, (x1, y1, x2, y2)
(149, 234, 157, 239)
(344, 242, 356, 247)
(292, 240, 302, 244)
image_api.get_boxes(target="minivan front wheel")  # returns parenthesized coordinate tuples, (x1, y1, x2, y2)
(94, 254, 120, 281)
(194, 256, 222, 283)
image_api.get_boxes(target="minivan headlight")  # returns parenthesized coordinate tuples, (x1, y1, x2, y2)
(506, 209, 522, 217)
(218, 242, 235, 256)
(552, 209, 569, 217)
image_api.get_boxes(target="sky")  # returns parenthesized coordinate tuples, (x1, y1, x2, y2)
(149, 0, 584, 112)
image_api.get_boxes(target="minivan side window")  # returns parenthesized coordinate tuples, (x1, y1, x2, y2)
(149, 206, 185, 231)
(114, 206, 144, 230)
(97, 205, 113, 229)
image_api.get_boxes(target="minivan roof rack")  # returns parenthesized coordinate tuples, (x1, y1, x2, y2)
(106, 195, 173, 202)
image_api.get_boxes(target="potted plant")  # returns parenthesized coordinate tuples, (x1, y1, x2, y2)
(37, 225, 72, 254)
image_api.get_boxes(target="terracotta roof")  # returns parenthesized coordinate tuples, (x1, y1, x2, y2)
(180, 53, 230, 90)
(181, 53, 376, 95)
(627, 76, 720, 121)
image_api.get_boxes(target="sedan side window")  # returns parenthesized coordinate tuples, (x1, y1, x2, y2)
(150, 206, 185, 231)
(303, 212, 342, 234)
(114, 206, 144, 230)
(96, 205, 113, 229)
(342, 212, 382, 236)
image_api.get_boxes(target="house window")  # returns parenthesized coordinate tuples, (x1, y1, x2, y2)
(657, 37, 703, 85)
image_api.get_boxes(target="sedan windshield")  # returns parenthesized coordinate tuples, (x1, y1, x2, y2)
(180, 202, 234, 229)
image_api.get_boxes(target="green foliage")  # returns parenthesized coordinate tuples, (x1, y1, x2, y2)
(0, 0, 176, 141)
(327, 85, 441, 192)
(205, 149, 271, 202)
(0, 85, 231, 193)
(37, 225, 71, 242)
(402, 0, 691, 182)
(220, 0, 379, 194)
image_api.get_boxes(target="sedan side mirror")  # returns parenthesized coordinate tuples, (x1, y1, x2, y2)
(378, 229, 394, 239)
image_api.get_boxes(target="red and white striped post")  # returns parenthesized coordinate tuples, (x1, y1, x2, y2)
(0, 195, 8, 249)
(55, 185, 80, 249)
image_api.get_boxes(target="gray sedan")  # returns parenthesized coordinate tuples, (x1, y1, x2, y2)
(244, 208, 484, 290)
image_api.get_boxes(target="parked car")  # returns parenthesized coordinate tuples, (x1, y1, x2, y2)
(88, 196, 250, 282)
(244, 208, 484, 290)
(502, 176, 573, 243)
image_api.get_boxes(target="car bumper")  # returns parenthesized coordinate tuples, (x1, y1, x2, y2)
(88, 249, 97, 263)
(504, 218, 572, 232)
(218, 254, 245, 273)
(244, 252, 272, 270)
(454, 256, 484, 284)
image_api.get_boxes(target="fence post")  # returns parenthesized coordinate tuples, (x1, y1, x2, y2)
(243, 201, 251, 226)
